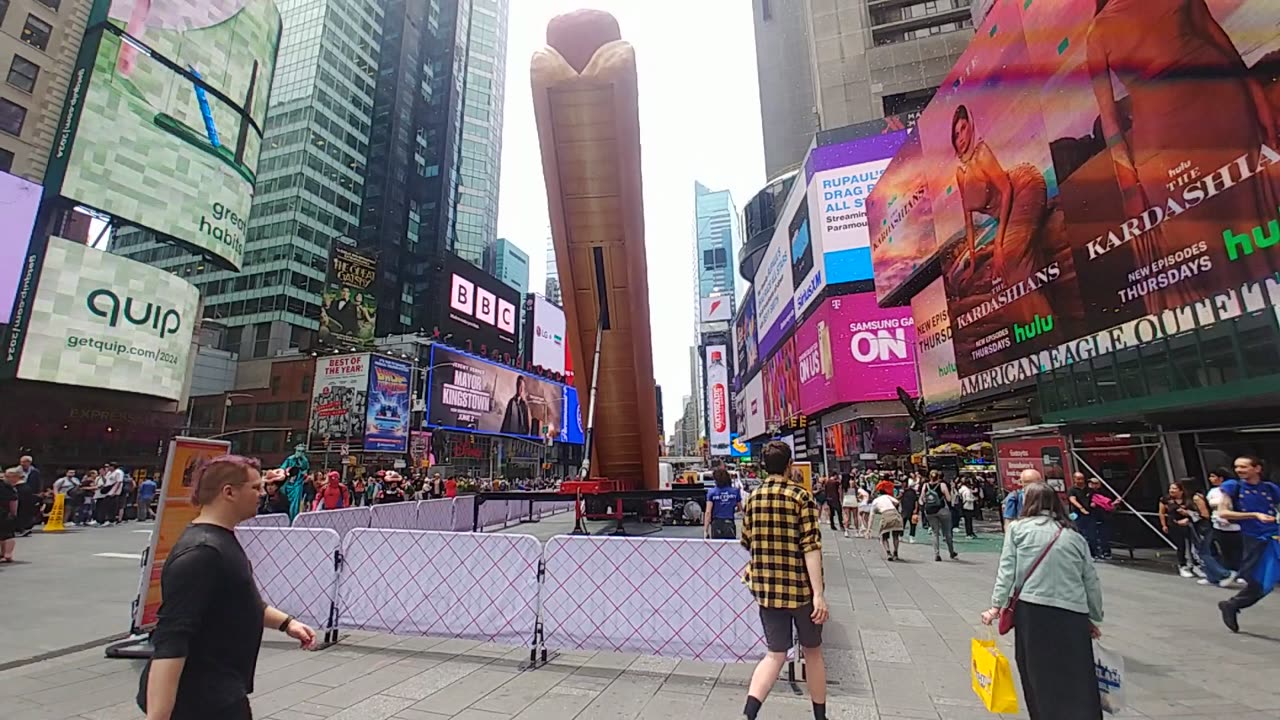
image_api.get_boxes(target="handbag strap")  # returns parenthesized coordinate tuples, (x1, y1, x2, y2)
(1008, 526, 1064, 604)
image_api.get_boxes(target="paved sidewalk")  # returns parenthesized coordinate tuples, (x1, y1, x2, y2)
(7, 519, 1280, 719)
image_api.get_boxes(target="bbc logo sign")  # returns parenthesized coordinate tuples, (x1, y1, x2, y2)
(450, 274, 517, 335)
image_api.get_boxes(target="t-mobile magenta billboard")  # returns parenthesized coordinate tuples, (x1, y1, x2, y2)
(796, 292, 919, 415)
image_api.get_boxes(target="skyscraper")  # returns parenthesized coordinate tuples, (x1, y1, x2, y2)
(360, 0, 510, 336)
(492, 238, 529, 295)
(753, 0, 974, 177)
(694, 181, 738, 332)
(112, 0, 385, 358)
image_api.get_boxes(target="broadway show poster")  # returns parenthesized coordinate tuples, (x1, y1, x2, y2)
(918, 0, 1085, 378)
(137, 437, 230, 631)
(796, 293, 919, 416)
(762, 337, 800, 426)
(911, 278, 961, 412)
(427, 345, 564, 440)
(309, 353, 370, 448)
(867, 132, 939, 304)
(319, 245, 377, 347)
(363, 355, 411, 453)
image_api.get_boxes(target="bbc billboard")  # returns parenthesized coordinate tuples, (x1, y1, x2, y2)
(441, 252, 520, 356)
(319, 245, 376, 347)
(872, 0, 1280, 402)
(45, 0, 283, 271)
(12, 236, 200, 401)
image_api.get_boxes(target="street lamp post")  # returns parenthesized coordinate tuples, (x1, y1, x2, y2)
(221, 393, 254, 435)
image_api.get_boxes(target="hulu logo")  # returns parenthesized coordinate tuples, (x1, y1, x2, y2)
(1223, 209, 1280, 261)
(1012, 315, 1054, 344)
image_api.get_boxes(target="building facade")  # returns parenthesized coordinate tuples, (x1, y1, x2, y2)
(0, 0, 91, 180)
(544, 237, 562, 305)
(113, 0, 384, 359)
(492, 238, 529, 295)
(753, 0, 974, 176)
(360, 0, 510, 337)
(694, 181, 738, 331)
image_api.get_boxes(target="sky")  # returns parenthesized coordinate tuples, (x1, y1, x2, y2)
(495, 0, 766, 439)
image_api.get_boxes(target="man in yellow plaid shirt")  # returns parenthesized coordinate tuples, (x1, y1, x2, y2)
(740, 441, 829, 720)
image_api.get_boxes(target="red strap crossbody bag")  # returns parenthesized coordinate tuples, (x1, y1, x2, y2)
(998, 527, 1063, 635)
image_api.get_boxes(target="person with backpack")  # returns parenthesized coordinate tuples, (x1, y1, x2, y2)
(315, 471, 351, 511)
(1217, 456, 1280, 632)
(921, 471, 958, 562)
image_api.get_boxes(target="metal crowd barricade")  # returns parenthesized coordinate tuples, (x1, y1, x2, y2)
(236, 527, 341, 634)
(417, 498, 455, 531)
(291, 506, 371, 542)
(452, 495, 476, 531)
(338, 529, 541, 646)
(369, 501, 418, 530)
(240, 513, 290, 528)
(539, 536, 769, 662)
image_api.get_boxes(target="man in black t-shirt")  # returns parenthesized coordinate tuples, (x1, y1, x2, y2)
(139, 457, 315, 720)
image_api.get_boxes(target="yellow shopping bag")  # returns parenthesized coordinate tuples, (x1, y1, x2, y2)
(971, 637, 1019, 714)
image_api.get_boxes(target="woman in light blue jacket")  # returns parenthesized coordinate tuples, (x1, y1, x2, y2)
(981, 483, 1103, 720)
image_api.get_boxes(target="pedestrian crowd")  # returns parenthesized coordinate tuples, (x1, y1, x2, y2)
(260, 468, 564, 515)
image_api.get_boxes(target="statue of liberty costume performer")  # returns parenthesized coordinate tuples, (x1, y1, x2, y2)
(279, 444, 310, 520)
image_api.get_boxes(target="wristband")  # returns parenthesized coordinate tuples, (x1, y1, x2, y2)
(278, 615, 294, 633)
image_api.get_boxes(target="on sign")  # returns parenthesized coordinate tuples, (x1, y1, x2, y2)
(851, 329, 908, 362)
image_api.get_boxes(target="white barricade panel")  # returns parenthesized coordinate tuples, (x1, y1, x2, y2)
(292, 506, 371, 542)
(236, 527, 340, 630)
(541, 536, 767, 663)
(478, 498, 508, 529)
(240, 513, 289, 528)
(339, 529, 541, 644)
(418, 498, 454, 531)
(370, 501, 417, 530)
(452, 496, 476, 531)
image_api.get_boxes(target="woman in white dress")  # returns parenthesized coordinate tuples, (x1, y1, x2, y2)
(842, 481, 861, 538)
(857, 484, 873, 538)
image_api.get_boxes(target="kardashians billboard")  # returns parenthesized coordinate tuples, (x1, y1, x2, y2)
(869, 0, 1280, 395)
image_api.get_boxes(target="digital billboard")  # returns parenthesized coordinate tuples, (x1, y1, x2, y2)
(730, 433, 750, 458)
(867, 132, 938, 304)
(363, 355, 411, 453)
(762, 337, 799, 426)
(309, 353, 370, 448)
(700, 295, 733, 323)
(562, 386, 584, 445)
(742, 372, 766, 440)
(529, 294, 566, 374)
(754, 180, 804, 357)
(806, 130, 907, 288)
(867, 0, 1280, 402)
(0, 172, 42, 326)
(705, 344, 730, 456)
(14, 236, 199, 400)
(911, 278, 961, 412)
(733, 289, 759, 381)
(426, 345, 564, 440)
(441, 252, 520, 356)
(319, 245, 376, 347)
(47, 0, 283, 271)
(795, 293, 919, 415)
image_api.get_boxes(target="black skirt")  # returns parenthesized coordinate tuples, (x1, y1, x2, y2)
(1013, 601, 1102, 720)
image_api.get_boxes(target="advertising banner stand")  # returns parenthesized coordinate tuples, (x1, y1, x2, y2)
(107, 437, 232, 659)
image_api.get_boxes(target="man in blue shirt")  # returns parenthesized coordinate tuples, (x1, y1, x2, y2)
(703, 467, 742, 540)
(1217, 455, 1280, 632)
(137, 475, 158, 522)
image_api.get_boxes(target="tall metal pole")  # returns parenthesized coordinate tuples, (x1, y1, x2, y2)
(578, 319, 605, 480)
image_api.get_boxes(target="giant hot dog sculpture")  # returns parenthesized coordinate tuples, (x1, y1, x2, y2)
(531, 10, 660, 489)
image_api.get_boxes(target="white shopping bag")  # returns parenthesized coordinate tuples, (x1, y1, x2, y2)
(1094, 641, 1125, 714)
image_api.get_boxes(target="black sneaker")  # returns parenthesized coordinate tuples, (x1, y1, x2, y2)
(950, 551, 959, 560)
(1219, 601, 1239, 633)
(935, 554, 942, 562)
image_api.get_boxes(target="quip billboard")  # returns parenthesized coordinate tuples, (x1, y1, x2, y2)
(46, 0, 283, 271)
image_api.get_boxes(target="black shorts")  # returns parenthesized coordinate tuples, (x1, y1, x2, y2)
(759, 604, 822, 652)
(710, 518, 736, 539)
